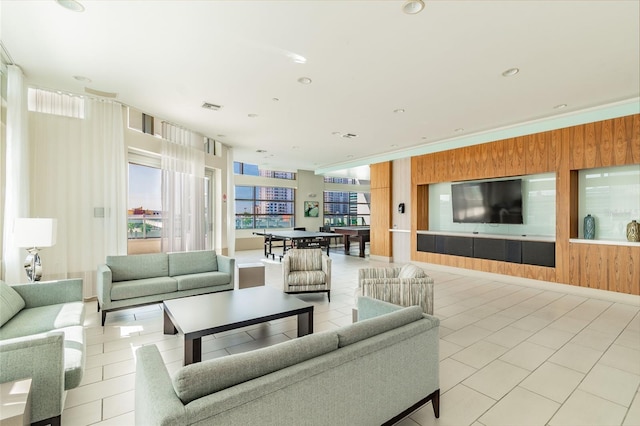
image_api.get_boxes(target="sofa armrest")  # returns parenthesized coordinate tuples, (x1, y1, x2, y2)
(12, 279, 83, 308)
(96, 264, 113, 307)
(321, 254, 332, 288)
(216, 254, 235, 284)
(135, 345, 186, 425)
(356, 296, 404, 321)
(0, 332, 66, 423)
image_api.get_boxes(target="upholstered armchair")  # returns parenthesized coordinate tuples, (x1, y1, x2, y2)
(282, 248, 331, 301)
(354, 264, 434, 321)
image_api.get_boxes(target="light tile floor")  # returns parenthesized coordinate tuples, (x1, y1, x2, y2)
(61, 249, 640, 425)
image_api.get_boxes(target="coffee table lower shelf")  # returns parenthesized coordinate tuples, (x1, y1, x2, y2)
(163, 287, 314, 365)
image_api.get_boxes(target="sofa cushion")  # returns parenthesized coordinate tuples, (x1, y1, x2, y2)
(107, 253, 169, 282)
(286, 270, 326, 286)
(0, 301, 85, 340)
(398, 263, 426, 279)
(174, 272, 231, 291)
(337, 305, 423, 347)
(110, 277, 177, 301)
(0, 281, 25, 327)
(168, 250, 218, 277)
(172, 331, 339, 404)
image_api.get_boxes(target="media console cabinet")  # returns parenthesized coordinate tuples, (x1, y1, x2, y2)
(417, 231, 555, 267)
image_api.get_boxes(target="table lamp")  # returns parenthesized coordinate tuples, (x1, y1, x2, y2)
(13, 218, 57, 282)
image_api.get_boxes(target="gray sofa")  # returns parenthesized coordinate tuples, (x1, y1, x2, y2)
(0, 279, 86, 426)
(97, 250, 234, 325)
(135, 296, 440, 425)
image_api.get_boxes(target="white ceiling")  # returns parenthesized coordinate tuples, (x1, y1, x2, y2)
(2, 0, 639, 179)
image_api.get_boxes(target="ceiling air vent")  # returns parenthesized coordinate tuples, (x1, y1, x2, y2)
(202, 102, 222, 111)
(341, 133, 358, 139)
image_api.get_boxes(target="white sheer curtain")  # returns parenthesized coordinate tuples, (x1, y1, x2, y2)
(2, 65, 30, 284)
(28, 91, 127, 294)
(161, 123, 206, 252)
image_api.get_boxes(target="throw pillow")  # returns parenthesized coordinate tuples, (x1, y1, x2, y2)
(0, 281, 26, 327)
(398, 263, 427, 279)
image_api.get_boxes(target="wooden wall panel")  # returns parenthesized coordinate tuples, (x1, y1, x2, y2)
(406, 113, 639, 295)
(570, 124, 586, 169)
(632, 114, 640, 163)
(505, 137, 526, 176)
(412, 155, 432, 184)
(370, 161, 391, 190)
(569, 243, 640, 295)
(526, 131, 550, 173)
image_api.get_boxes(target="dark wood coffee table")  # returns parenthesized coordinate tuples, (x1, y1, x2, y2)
(162, 286, 314, 365)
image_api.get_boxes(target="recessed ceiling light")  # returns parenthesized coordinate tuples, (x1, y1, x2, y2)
(331, 132, 341, 136)
(454, 128, 465, 133)
(402, 0, 425, 14)
(501, 67, 520, 77)
(292, 145, 299, 149)
(248, 113, 258, 118)
(272, 97, 280, 102)
(217, 134, 226, 138)
(56, 0, 85, 12)
(341, 133, 358, 139)
(421, 136, 428, 140)
(73, 75, 91, 83)
(256, 149, 267, 153)
(394, 108, 405, 113)
(346, 154, 354, 159)
(553, 103, 568, 109)
(390, 144, 399, 148)
(297, 77, 312, 85)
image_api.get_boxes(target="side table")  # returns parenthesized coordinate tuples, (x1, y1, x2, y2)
(0, 378, 32, 426)
(237, 262, 265, 289)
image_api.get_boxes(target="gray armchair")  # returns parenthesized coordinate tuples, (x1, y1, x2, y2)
(354, 264, 434, 321)
(282, 248, 331, 301)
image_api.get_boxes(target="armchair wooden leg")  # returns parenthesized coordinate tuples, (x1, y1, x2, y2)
(101, 311, 107, 326)
(432, 388, 440, 418)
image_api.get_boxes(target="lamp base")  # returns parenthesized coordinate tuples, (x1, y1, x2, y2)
(24, 248, 42, 282)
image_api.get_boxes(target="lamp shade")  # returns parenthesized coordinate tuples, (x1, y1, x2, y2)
(13, 218, 57, 248)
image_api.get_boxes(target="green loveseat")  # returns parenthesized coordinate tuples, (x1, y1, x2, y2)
(135, 296, 440, 425)
(97, 250, 235, 325)
(0, 278, 86, 426)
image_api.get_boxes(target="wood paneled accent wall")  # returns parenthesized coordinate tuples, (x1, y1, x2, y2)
(370, 162, 392, 258)
(409, 114, 640, 295)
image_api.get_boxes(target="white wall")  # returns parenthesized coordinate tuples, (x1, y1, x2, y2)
(392, 158, 412, 263)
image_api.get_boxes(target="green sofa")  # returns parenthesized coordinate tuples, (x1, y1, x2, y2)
(97, 250, 235, 325)
(135, 296, 440, 425)
(0, 279, 86, 426)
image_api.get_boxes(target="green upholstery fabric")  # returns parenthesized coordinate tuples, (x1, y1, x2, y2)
(174, 272, 232, 291)
(0, 279, 85, 424)
(134, 296, 440, 426)
(169, 250, 218, 276)
(97, 252, 235, 325)
(171, 331, 339, 404)
(337, 304, 423, 347)
(110, 277, 177, 300)
(0, 281, 25, 327)
(398, 263, 427, 279)
(356, 295, 403, 320)
(0, 332, 65, 424)
(60, 325, 86, 389)
(107, 253, 169, 281)
(11, 279, 84, 309)
(0, 301, 85, 340)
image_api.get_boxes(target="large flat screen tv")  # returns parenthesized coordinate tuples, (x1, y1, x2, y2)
(451, 179, 523, 224)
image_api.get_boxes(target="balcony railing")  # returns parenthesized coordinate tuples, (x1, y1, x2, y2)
(127, 214, 163, 239)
